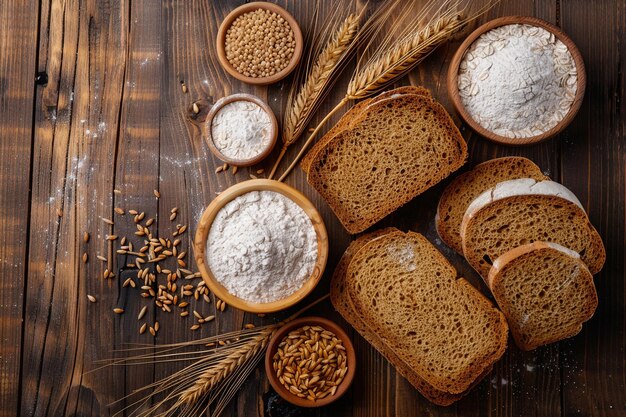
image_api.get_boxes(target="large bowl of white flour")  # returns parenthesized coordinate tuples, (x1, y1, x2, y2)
(194, 179, 328, 313)
(447, 16, 586, 145)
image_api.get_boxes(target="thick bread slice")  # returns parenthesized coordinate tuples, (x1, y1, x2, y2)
(308, 94, 467, 234)
(345, 231, 508, 394)
(461, 179, 606, 278)
(488, 242, 598, 351)
(331, 228, 469, 406)
(436, 157, 548, 254)
(301, 86, 431, 174)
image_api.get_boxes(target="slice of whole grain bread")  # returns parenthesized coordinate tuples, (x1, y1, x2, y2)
(436, 157, 548, 254)
(330, 228, 474, 405)
(460, 178, 606, 278)
(308, 93, 467, 234)
(301, 86, 431, 174)
(488, 241, 598, 351)
(345, 230, 508, 394)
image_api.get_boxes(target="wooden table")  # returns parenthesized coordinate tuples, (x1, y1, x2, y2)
(1, 0, 624, 416)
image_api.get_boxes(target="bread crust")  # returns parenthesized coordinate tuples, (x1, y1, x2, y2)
(488, 241, 598, 350)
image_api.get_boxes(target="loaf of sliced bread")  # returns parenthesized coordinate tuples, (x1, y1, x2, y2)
(301, 86, 431, 174)
(436, 157, 548, 253)
(330, 228, 471, 405)
(307, 92, 467, 234)
(461, 178, 606, 278)
(345, 230, 508, 394)
(488, 242, 598, 351)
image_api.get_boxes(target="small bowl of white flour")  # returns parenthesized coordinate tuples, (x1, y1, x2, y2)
(193, 179, 328, 313)
(447, 16, 586, 145)
(205, 94, 278, 166)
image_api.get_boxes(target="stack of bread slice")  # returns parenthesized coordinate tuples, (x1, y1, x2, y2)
(302, 86, 467, 234)
(330, 228, 508, 405)
(437, 157, 604, 350)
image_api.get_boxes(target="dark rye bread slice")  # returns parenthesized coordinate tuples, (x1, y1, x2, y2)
(308, 94, 467, 234)
(436, 157, 548, 254)
(345, 231, 508, 394)
(330, 228, 471, 406)
(488, 242, 598, 351)
(461, 179, 606, 278)
(301, 86, 431, 174)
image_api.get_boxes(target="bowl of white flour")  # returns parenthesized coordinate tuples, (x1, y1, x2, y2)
(205, 94, 278, 166)
(193, 179, 328, 313)
(447, 16, 586, 145)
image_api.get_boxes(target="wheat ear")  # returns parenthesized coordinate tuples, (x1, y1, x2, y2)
(347, 13, 464, 99)
(176, 326, 277, 406)
(268, 13, 360, 179)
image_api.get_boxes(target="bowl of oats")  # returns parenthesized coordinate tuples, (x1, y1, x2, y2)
(216, 2, 303, 85)
(447, 16, 586, 145)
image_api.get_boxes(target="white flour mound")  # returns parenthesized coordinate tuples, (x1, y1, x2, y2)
(206, 191, 318, 303)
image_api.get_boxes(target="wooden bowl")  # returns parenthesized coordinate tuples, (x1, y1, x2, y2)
(447, 16, 586, 146)
(193, 179, 328, 313)
(216, 2, 303, 85)
(264, 317, 356, 407)
(204, 94, 278, 167)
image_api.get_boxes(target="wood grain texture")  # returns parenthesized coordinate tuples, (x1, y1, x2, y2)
(1, 0, 624, 416)
(0, 1, 39, 416)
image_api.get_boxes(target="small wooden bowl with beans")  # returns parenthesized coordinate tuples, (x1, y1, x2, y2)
(216, 2, 303, 85)
(265, 317, 356, 407)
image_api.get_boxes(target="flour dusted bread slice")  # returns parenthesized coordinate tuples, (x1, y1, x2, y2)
(488, 242, 598, 351)
(436, 157, 548, 253)
(301, 86, 431, 174)
(308, 93, 467, 234)
(345, 231, 508, 394)
(461, 178, 606, 278)
(330, 228, 472, 405)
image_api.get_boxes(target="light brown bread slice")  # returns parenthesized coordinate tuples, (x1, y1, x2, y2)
(308, 94, 467, 234)
(488, 242, 598, 351)
(436, 157, 548, 254)
(330, 228, 471, 405)
(345, 231, 508, 394)
(301, 86, 431, 174)
(461, 178, 606, 278)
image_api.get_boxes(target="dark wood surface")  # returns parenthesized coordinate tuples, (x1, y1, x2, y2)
(0, 0, 623, 416)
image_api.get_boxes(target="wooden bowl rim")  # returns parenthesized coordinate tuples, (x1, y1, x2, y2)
(204, 94, 278, 167)
(264, 316, 356, 407)
(193, 179, 328, 313)
(447, 16, 586, 146)
(216, 1, 303, 86)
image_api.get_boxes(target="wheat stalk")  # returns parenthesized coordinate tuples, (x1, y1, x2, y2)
(346, 13, 464, 99)
(176, 326, 277, 406)
(268, 12, 361, 179)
